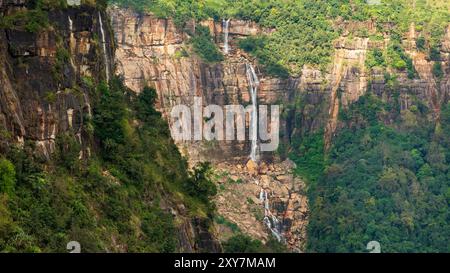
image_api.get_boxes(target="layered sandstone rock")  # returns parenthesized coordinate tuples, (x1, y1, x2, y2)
(109, 6, 449, 252)
(0, 5, 112, 159)
(109, 6, 296, 163)
(213, 159, 308, 252)
(0, 3, 221, 253)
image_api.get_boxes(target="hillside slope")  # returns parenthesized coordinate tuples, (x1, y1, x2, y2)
(108, 0, 449, 252)
(0, 0, 448, 253)
(0, 1, 221, 252)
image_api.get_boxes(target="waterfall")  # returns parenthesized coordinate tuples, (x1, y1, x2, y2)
(246, 63, 260, 162)
(98, 12, 110, 83)
(260, 189, 284, 242)
(259, 189, 265, 202)
(222, 19, 230, 54)
(68, 16, 73, 32)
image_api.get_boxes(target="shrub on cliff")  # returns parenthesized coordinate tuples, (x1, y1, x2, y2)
(0, 159, 15, 196)
(190, 25, 224, 63)
(432, 62, 443, 79)
(0, 9, 49, 33)
(223, 234, 264, 253)
(366, 48, 386, 69)
(238, 35, 289, 78)
(184, 162, 217, 214)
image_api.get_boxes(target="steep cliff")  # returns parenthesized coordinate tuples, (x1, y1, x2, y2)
(110, 6, 297, 162)
(0, 1, 221, 253)
(109, 4, 449, 252)
(109, 6, 308, 251)
(1, 0, 448, 253)
(110, 6, 449, 159)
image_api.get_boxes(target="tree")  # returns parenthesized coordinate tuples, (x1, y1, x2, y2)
(185, 162, 217, 204)
(93, 79, 128, 160)
(136, 86, 160, 122)
(416, 36, 426, 51)
(0, 159, 15, 195)
(223, 234, 264, 253)
(432, 62, 443, 79)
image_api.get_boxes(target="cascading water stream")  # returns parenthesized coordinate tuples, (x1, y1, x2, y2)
(245, 63, 259, 162)
(222, 19, 230, 54)
(68, 16, 77, 72)
(248, 64, 283, 241)
(98, 12, 110, 83)
(259, 189, 283, 242)
(68, 16, 73, 32)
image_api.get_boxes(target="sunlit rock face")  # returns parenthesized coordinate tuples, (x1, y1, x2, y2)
(213, 159, 309, 252)
(109, 6, 450, 252)
(0, 2, 223, 253)
(111, 6, 450, 163)
(109, 6, 297, 164)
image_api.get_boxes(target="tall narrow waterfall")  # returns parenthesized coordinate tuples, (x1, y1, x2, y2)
(246, 63, 259, 162)
(223, 19, 230, 54)
(68, 16, 73, 32)
(98, 12, 110, 82)
(260, 189, 283, 242)
(68, 16, 77, 72)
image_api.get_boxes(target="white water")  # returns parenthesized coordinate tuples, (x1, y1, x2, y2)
(222, 19, 230, 54)
(260, 189, 284, 242)
(68, 16, 73, 32)
(67, 16, 78, 73)
(259, 189, 265, 202)
(98, 12, 110, 82)
(246, 63, 259, 162)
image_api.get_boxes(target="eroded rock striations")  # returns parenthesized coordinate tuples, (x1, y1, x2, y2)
(109, 6, 449, 252)
(0, 2, 221, 253)
(0, 3, 113, 159)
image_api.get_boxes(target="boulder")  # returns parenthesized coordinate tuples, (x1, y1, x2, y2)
(246, 159, 258, 175)
(276, 174, 294, 184)
(259, 161, 269, 174)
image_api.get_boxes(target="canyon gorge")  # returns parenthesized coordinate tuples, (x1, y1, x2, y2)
(108, 5, 450, 251)
(0, 0, 449, 252)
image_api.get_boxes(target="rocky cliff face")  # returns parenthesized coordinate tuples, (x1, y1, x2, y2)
(0, 4, 112, 159)
(110, 7, 297, 163)
(293, 20, 450, 149)
(109, 6, 305, 251)
(0, 2, 221, 253)
(402, 23, 450, 115)
(109, 6, 449, 252)
(111, 7, 450, 159)
(213, 159, 308, 252)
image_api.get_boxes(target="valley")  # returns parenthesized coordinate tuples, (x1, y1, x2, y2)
(0, 0, 449, 253)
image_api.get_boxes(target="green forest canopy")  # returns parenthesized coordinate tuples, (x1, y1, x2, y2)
(109, 0, 450, 75)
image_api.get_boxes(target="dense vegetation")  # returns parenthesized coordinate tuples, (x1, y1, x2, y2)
(291, 93, 450, 252)
(110, 0, 449, 77)
(1, 0, 448, 253)
(0, 78, 217, 252)
(0, 0, 108, 32)
(223, 234, 287, 253)
(190, 25, 224, 63)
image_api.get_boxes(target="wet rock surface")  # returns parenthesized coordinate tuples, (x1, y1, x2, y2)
(110, 7, 450, 252)
(0, 2, 221, 253)
(213, 159, 308, 252)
